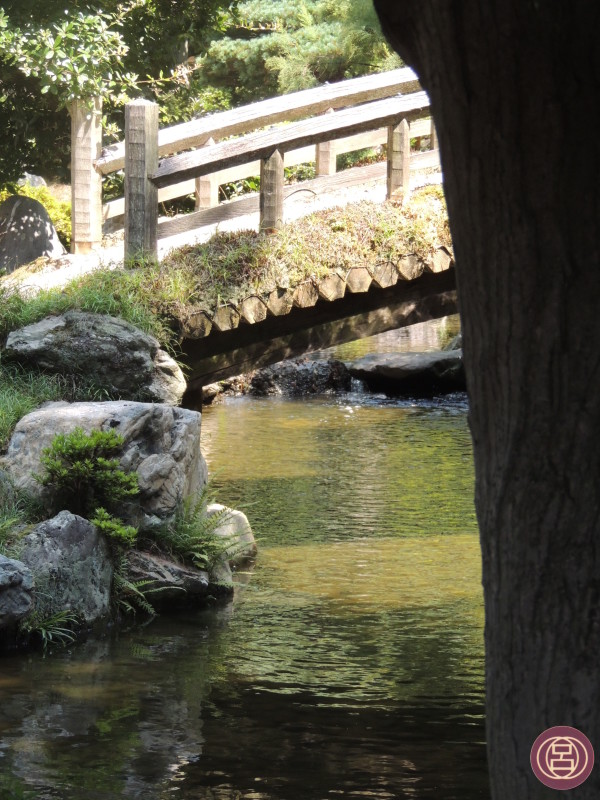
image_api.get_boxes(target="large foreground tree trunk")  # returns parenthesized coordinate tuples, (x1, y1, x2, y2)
(373, 2, 600, 797)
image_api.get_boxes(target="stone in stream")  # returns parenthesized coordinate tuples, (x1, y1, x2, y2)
(249, 358, 351, 396)
(0, 555, 34, 629)
(1, 401, 208, 531)
(19, 511, 113, 625)
(347, 349, 465, 396)
(126, 550, 212, 608)
(0, 195, 66, 274)
(4, 312, 186, 405)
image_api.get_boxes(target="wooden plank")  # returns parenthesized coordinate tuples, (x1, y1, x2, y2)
(152, 93, 431, 189)
(71, 98, 103, 254)
(292, 280, 319, 308)
(410, 149, 440, 170)
(124, 100, 159, 259)
(180, 309, 213, 338)
(240, 295, 268, 324)
(96, 67, 420, 175)
(212, 305, 240, 332)
(372, 261, 399, 289)
(346, 266, 373, 293)
(156, 162, 389, 241)
(318, 272, 346, 302)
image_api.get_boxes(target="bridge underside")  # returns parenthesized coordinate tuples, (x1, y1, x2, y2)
(181, 268, 457, 399)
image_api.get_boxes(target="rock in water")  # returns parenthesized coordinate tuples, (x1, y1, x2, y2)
(19, 512, 112, 625)
(1, 401, 208, 530)
(0, 555, 34, 629)
(0, 195, 66, 274)
(347, 350, 465, 396)
(126, 550, 211, 608)
(5, 312, 186, 405)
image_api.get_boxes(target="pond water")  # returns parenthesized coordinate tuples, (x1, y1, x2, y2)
(0, 318, 489, 800)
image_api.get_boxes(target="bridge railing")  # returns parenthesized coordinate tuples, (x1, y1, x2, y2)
(71, 68, 438, 256)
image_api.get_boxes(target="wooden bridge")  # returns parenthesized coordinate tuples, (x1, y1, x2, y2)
(69, 70, 455, 393)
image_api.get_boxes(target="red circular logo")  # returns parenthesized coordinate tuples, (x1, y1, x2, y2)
(531, 726, 594, 789)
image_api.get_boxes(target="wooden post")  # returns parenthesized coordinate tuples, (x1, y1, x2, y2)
(387, 117, 411, 202)
(430, 117, 438, 150)
(260, 148, 284, 233)
(315, 108, 336, 175)
(124, 99, 159, 260)
(195, 137, 219, 209)
(70, 97, 103, 254)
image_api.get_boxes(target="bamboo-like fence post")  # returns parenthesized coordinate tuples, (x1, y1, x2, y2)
(315, 108, 336, 175)
(387, 117, 411, 201)
(260, 149, 284, 233)
(124, 99, 159, 260)
(195, 137, 219, 209)
(70, 97, 103, 254)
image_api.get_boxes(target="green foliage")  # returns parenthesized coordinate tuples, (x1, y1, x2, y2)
(198, 0, 402, 103)
(35, 427, 138, 517)
(0, 184, 71, 248)
(0, 7, 136, 109)
(91, 507, 138, 547)
(145, 487, 232, 571)
(19, 607, 79, 649)
(0, 268, 170, 347)
(0, 362, 107, 453)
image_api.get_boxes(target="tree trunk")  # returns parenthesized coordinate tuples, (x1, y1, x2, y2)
(373, 2, 600, 797)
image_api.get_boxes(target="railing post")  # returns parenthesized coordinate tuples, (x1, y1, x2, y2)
(260, 149, 284, 233)
(315, 108, 336, 176)
(387, 117, 410, 202)
(124, 99, 159, 260)
(430, 118, 438, 150)
(70, 97, 103, 254)
(195, 137, 219, 209)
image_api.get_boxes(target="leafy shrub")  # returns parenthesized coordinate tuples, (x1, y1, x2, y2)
(91, 507, 138, 547)
(35, 427, 138, 517)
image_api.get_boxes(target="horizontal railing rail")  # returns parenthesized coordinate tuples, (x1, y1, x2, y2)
(69, 68, 437, 256)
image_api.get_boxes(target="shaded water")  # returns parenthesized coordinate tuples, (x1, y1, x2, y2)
(0, 321, 488, 799)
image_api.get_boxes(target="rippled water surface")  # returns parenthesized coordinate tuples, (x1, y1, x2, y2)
(0, 333, 488, 798)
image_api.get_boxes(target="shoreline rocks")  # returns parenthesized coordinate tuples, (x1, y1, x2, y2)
(4, 312, 186, 405)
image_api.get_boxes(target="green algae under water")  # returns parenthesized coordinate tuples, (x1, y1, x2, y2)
(0, 350, 488, 799)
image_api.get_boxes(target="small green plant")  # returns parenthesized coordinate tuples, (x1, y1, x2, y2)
(35, 427, 138, 517)
(145, 487, 232, 572)
(19, 608, 79, 649)
(91, 508, 138, 547)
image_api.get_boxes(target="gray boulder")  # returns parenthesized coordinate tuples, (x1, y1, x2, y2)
(0, 195, 66, 274)
(19, 511, 112, 625)
(0, 555, 34, 629)
(207, 503, 257, 568)
(250, 359, 351, 396)
(348, 350, 465, 396)
(1, 401, 208, 530)
(4, 312, 186, 405)
(17, 173, 47, 188)
(126, 551, 211, 608)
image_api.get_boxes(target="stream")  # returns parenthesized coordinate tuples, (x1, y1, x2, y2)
(0, 317, 489, 799)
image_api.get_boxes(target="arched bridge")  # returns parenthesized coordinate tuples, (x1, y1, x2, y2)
(180, 249, 457, 395)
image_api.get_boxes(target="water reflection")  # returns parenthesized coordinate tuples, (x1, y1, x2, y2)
(0, 372, 488, 799)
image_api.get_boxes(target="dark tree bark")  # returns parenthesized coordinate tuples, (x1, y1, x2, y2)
(373, 2, 600, 797)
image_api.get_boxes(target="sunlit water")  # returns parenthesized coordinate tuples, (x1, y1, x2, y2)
(0, 319, 488, 800)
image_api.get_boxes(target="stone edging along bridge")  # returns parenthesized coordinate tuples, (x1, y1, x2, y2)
(69, 69, 455, 391)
